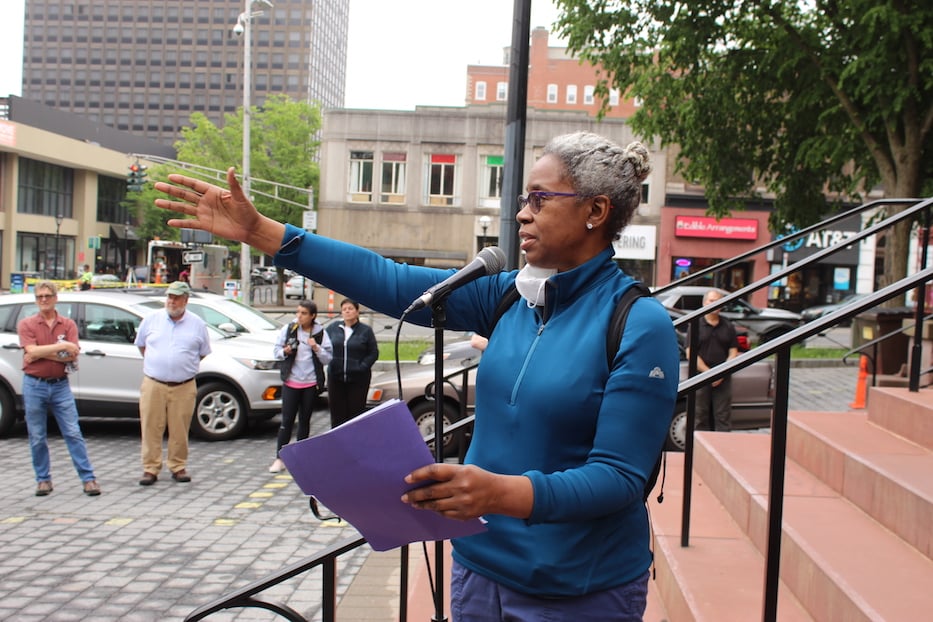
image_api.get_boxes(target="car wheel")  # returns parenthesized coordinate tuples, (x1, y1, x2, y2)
(410, 400, 461, 458)
(666, 410, 687, 452)
(192, 382, 248, 441)
(0, 386, 16, 437)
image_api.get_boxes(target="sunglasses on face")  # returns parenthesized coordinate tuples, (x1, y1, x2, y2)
(35, 294, 55, 300)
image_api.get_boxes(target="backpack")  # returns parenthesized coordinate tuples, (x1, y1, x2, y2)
(488, 281, 665, 504)
(280, 321, 327, 396)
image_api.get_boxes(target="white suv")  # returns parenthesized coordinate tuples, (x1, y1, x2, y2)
(0, 291, 283, 441)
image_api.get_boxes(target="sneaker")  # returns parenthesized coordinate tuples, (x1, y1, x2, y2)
(35, 481, 53, 496)
(269, 458, 285, 473)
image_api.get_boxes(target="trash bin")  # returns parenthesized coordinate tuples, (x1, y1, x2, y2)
(851, 307, 915, 375)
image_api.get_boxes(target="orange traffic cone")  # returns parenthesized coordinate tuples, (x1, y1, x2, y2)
(849, 354, 869, 409)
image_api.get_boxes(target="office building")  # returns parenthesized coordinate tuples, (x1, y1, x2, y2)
(20, 0, 349, 145)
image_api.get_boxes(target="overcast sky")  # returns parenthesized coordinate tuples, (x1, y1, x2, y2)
(0, 0, 564, 110)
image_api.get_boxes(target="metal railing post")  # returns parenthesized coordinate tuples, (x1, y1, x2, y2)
(762, 347, 791, 622)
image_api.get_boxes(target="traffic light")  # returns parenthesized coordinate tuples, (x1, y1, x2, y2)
(126, 162, 148, 192)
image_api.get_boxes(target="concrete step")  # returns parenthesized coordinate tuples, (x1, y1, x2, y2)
(788, 410, 933, 560)
(648, 452, 813, 622)
(867, 386, 933, 450)
(695, 431, 933, 622)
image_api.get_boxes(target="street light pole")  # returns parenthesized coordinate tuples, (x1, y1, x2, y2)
(54, 213, 64, 279)
(234, 0, 273, 304)
(479, 215, 492, 250)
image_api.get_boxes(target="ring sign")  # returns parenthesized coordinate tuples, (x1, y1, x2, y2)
(181, 250, 204, 264)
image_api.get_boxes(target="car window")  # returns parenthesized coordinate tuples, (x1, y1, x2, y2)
(185, 303, 247, 334)
(0, 304, 19, 333)
(82, 303, 141, 344)
(14, 302, 78, 326)
(194, 298, 282, 330)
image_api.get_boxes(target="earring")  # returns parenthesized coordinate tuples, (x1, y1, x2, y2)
(586, 222, 594, 230)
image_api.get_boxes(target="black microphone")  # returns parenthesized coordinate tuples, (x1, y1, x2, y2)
(405, 246, 507, 314)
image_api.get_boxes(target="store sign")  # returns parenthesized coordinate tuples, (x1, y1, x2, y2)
(675, 216, 759, 240)
(613, 225, 656, 260)
(779, 214, 861, 265)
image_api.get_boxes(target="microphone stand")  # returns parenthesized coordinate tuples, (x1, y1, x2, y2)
(429, 300, 449, 622)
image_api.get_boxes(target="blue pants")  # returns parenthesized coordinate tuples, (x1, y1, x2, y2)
(23, 375, 96, 483)
(451, 561, 648, 621)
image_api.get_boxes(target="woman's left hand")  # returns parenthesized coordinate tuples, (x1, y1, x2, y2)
(401, 463, 533, 520)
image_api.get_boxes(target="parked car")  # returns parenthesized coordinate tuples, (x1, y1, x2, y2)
(129, 289, 282, 343)
(251, 265, 279, 285)
(284, 274, 313, 300)
(655, 285, 801, 344)
(0, 291, 283, 441)
(367, 335, 774, 455)
(801, 292, 869, 325)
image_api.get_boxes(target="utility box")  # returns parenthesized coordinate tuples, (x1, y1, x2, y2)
(851, 307, 915, 375)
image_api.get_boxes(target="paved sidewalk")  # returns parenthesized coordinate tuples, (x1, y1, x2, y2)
(0, 412, 367, 622)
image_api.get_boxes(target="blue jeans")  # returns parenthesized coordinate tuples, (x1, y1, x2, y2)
(23, 375, 96, 483)
(451, 561, 648, 621)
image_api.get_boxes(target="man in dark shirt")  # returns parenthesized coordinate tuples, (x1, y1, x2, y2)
(687, 290, 740, 431)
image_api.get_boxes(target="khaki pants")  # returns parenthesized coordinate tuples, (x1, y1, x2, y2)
(139, 376, 197, 474)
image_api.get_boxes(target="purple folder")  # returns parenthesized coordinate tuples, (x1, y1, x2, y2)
(279, 398, 486, 551)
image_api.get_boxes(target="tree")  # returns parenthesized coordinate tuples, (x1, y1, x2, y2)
(555, 0, 932, 301)
(142, 95, 320, 301)
(175, 93, 320, 231)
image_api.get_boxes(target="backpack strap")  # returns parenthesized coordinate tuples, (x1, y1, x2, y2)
(486, 284, 520, 338)
(605, 282, 652, 366)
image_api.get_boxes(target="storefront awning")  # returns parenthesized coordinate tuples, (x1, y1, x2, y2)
(109, 224, 139, 241)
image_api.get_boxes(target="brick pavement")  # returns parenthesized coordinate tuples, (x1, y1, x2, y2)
(0, 364, 859, 621)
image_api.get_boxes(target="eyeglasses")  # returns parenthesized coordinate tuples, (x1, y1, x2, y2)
(35, 294, 55, 300)
(517, 191, 584, 214)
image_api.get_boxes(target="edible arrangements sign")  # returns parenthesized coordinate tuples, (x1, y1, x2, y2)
(675, 216, 759, 240)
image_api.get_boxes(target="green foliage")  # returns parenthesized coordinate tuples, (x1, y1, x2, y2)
(140, 95, 322, 256)
(555, 0, 932, 286)
(378, 341, 432, 361)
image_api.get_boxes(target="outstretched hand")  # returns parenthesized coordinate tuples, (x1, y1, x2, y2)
(153, 167, 285, 257)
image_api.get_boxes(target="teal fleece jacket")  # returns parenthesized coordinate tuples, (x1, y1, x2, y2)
(274, 225, 679, 596)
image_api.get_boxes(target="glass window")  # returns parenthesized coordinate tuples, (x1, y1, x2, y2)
(17, 158, 74, 218)
(584, 85, 595, 105)
(381, 152, 406, 203)
(566, 85, 577, 105)
(546, 84, 558, 103)
(481, 155, 503, 204)
(82, 304, 141, 344)
(609, 89, 620, 106)
(475, 81, 486, 101)
(496, 82, 507, 101)
(97, 176, 128, 223)
(428, 154, 457, 206)
(348, 151, 374, 202)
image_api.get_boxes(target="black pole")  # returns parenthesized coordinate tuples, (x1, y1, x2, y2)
(499, 0, 531, 271)
(430, 302, 448, 622)
(762, 347, 791, 622)
(680, 316, 699, 546)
